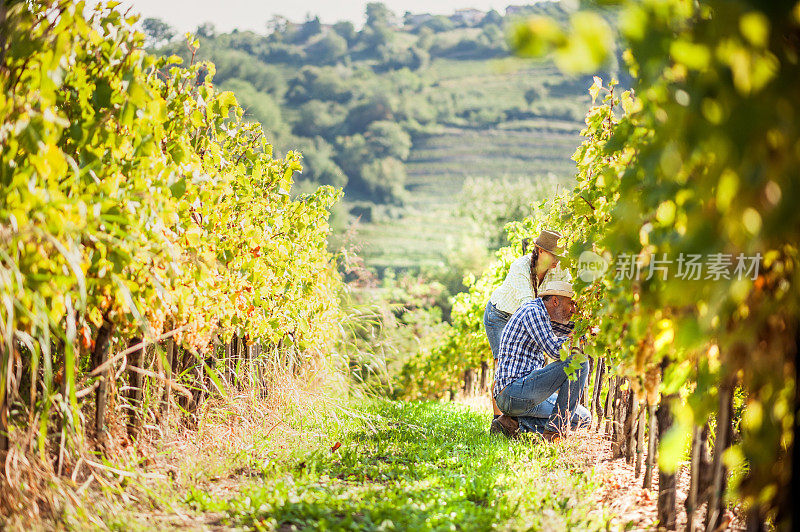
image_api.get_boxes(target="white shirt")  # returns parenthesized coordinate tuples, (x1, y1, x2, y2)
(489, 254, 572, 314)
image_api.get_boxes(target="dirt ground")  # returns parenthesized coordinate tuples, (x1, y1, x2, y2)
(458, 393, 743, 531)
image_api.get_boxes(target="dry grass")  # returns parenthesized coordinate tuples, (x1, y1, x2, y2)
(0, 356, 351, 531)
(567, 429, 744, 530)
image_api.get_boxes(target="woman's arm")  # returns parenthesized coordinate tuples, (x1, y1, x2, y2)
(542, 263, 572, 284)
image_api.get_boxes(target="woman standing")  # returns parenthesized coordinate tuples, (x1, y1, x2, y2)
(483, 229, 572, 418)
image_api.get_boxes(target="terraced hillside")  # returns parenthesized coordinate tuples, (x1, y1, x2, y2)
(353, 59, 589, 273)
(405, 125, 580, 201)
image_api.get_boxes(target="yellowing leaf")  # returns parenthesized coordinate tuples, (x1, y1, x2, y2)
(654, 321, 674, 352)
(589, 76, 603, 104)
(89, 307, 104, 328)
(555, 12, 614, 73)
(185, 226, 202, 247)
(670, 40, 711, 70)
(217, 91, 237, 117)
(740, 12, 770, 48)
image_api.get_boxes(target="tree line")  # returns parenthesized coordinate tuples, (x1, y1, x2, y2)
(143, 2, 602, 207)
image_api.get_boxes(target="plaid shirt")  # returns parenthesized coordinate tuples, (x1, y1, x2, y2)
(493, 298, 569, 397)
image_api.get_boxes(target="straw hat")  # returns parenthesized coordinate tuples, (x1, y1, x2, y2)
(539, 279, 575, 299)
(534, 229, 565, 259)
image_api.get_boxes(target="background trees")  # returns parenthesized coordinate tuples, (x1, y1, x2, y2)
(147, 1, 596, 214)
(141, 17, 175, 47)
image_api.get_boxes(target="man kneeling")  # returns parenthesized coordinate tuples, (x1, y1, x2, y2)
(490, 280, 589, 440)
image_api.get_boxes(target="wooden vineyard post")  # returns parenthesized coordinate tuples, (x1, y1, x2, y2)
(609, 377, 623, 438)
(182, 347, 202, 416)
(625, 395, 637, 465)
(643, 399, 658, 490)
(246, 340, 255, 390)
(463, 369, 473, 397)
(698, 425, 712, 500)
(582, 355, 595, 407)
(239, 335, 248, 389)
(252, 343, 263, 395)
(613, 381, 630, 459)
(234, 335, 242, 389)
(229, 335, 236, 389)
(91, 317, 114, 433)
(56, 338, 69, 476)
(601, 373, 612, 433)
(160, 338, 175, 430)
(587, 358, 603, 412)
(126, 338, 144, 437)
(479, 360, 489, 394)
(635, 403, 646, 478)
(178, 345, 190, 411)
(171, 338, 180, 411)
(687, 423, 713, 527)
(194, 349, 206, 412)
(593, 359, 606, 431)
(604, 375, 617, 435)
(706, 376, 735, 532)
(687, 425, 702, 532)
(224, 338, 233, 386)
(657, 383, 678, 529)
(241, 340, 249, 390)
(611, 380, 623, 456)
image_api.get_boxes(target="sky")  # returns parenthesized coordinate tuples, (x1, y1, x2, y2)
(87, 0, 526, 34)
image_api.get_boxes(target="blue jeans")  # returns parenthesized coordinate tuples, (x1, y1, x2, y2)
(495, 355, 589, 433)
(483, 301, 510, 359)
(516, 392, 592, 433)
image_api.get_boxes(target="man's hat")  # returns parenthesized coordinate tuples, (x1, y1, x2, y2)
(539, 279, 575, 299)
(534, 229, 565, 259)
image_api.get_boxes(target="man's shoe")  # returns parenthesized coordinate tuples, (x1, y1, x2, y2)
(540, 430, 563, 443)
(490, 415, 520, 439)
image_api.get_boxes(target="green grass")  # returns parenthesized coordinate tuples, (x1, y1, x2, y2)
(182, 400, 611, 531)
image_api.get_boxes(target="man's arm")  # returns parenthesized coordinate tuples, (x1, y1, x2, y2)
(521, 303, 568, 358)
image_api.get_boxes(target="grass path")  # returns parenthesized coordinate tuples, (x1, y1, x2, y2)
(51, 399, 641, 530)
(182, 401, 612, 530)
(84, 399, 621, 531)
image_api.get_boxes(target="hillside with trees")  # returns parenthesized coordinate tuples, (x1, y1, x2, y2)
(144, 3, 623, 275)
